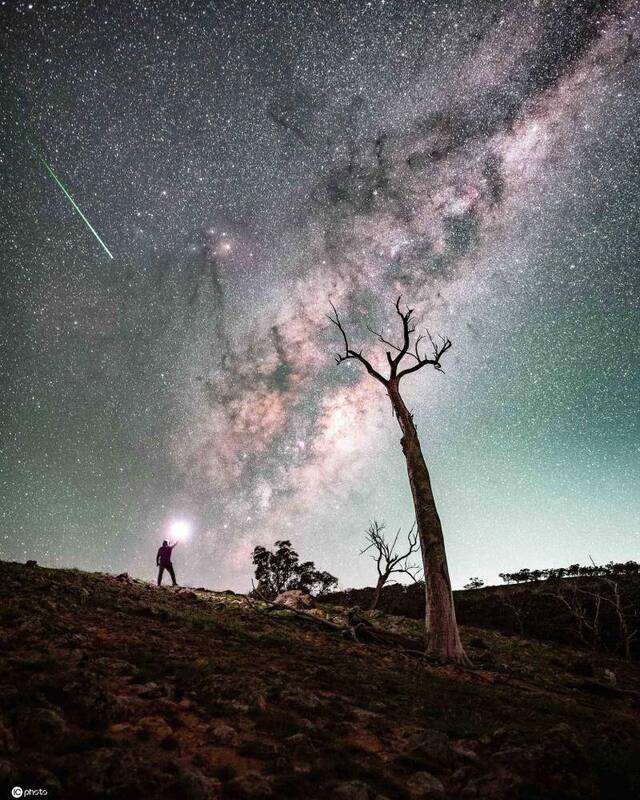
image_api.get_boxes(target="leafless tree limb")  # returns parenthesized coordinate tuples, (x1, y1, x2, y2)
(328, 296, 451, 385)
(361, 520, 421, 608)
(327, 302, 388, 385)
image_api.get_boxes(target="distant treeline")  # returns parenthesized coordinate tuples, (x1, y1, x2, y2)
(325, 561, 640, 659)
(499, 561, 640, 584)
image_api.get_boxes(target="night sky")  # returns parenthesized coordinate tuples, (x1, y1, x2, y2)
(1, 0, 639, 591)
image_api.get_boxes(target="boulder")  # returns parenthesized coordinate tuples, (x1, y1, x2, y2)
(136, 715, 173, 740)
(23, 767, 62, 795)
(0, 759, 15, 783)
(401, 729, 457, 772)
(174, 767, 222, 799)
(332, 781, 374, 800)
(63, 747, 143, 796)
(136, 681, 168, 699)
(286, 732, 316, 757)
(280, 686, 322, 711)
(15, 707, 68, 746)
(407, 771, 447, 799)
(0, 719, 16, 754)
(175, 587, 199, 600)
(226, 772, 273, 798)
(461, 770, 522, 799)
(274, 590, 315, 609)
(210, 721, 239, 746)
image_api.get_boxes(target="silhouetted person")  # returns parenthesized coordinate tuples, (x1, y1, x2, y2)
(157, 540, 178, 586)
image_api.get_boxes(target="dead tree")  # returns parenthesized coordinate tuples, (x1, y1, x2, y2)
(329, 297, 468, 664)
(545, 574, 638, 659)
(361, 520, 421, 610)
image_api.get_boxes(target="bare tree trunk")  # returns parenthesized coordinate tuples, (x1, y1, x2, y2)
(388, 381, 468, 664)
(371, 574, 388, 610)
(328, 297, 466, 664)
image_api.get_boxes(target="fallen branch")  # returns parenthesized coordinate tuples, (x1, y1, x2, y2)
(247, 586, 425, 655)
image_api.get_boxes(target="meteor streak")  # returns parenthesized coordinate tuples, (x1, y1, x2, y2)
(32, 146, 114, 259)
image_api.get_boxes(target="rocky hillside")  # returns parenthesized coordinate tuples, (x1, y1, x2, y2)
(326, 577, 640, 657)
(1, 560, 640, 799)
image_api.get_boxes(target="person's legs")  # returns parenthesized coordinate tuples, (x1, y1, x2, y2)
(167, 563, 177, 586)
(157, 565, 165, 586)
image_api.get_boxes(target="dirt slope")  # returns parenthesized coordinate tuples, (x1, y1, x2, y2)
(1, 560, 639, 799)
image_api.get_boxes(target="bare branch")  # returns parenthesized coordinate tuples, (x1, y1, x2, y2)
(397, 335, 452, 380)
(329, 298, 451, 385)
(327, 302, 388, 386)
(361, 519, 421, 597)
(365, 323, 403, 355)
(391, 295, 415, 370)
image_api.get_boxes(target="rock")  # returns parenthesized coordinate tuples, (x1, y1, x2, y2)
(175, 588, 198, 600)
(603, 668, 617, 686)
(461, 770, 522, 799)
(107, 722, 133, 739)
(226, 771, 273, 798)
(136, 715, 173, 740)
(280, 686, 322, 711)
(116, 572, 133, 582)
(24, 767, 62, 794)
(450, 743, 479, 763)
(402, 729, 456, 772)
(93, 657, 137, 676)
(175, 767, 222, 799)
(407, 771, 447, 799)
(15, 707, 67, 746)
(25, 560, 38, 568)
(29, 667, 120, 728)
(0, 719, 16, 753)
(485, 726, 525, 747)
(210, 722, 239, 746)
(485, 724, 593, 799)
(332, 781, 374, 800)
(63, 747, 142, 796)
(274, 589, 315, 609)
(346, 608, 373, 627)
(286, 732, 316, 756)
(0, 759, 15, 783)
(136, 681, 167, 699)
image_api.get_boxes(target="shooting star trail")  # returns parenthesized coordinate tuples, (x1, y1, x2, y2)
(33, 147, 114, 259)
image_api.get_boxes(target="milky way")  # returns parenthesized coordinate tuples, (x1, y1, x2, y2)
(1, 0, 639, 590)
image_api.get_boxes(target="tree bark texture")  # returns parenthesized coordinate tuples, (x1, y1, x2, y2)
(388, 381, 468, 664)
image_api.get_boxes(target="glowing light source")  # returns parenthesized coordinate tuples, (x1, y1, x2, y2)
(170, 519, 192, 541)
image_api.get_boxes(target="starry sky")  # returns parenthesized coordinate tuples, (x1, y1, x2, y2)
(1, 0, 639, 591)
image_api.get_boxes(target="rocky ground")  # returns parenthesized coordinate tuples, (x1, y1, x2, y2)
(1, 560, 640, 799)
